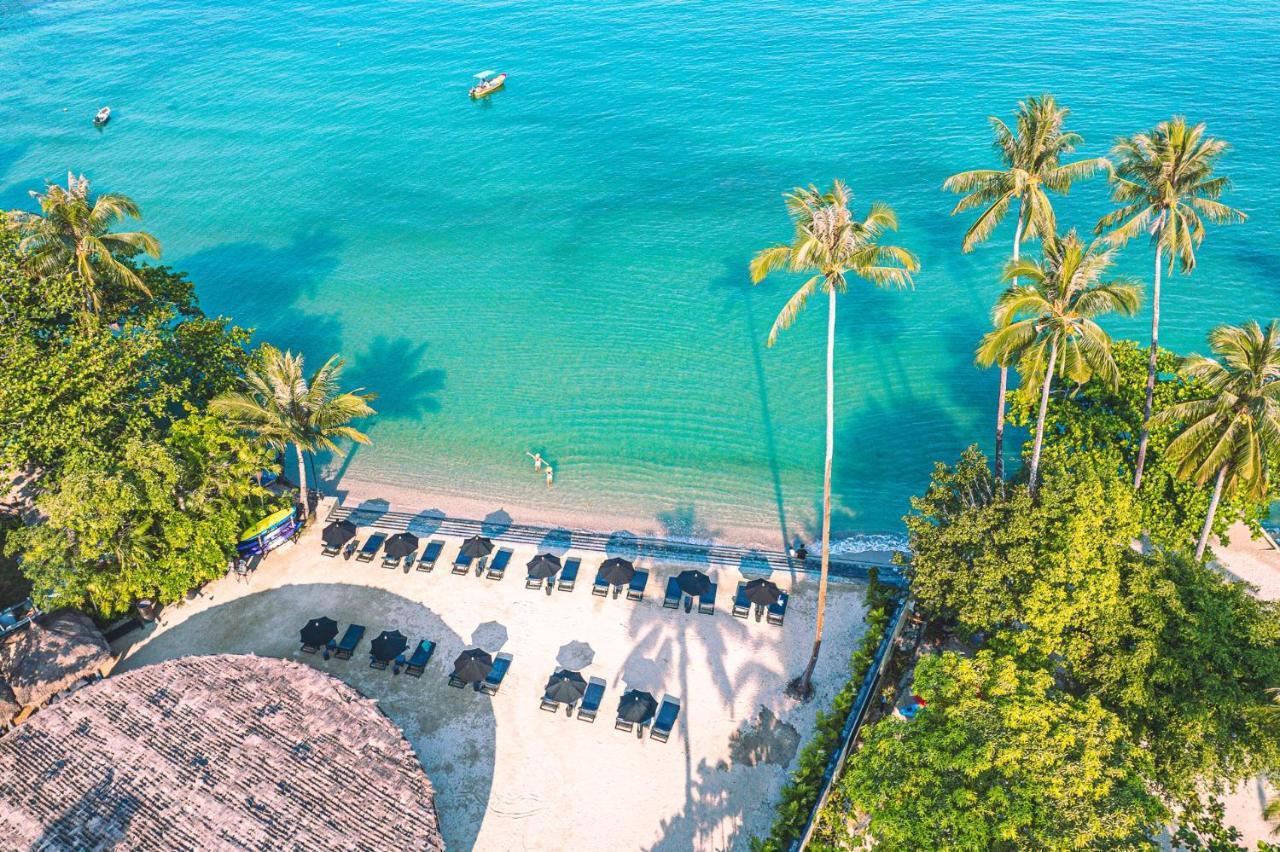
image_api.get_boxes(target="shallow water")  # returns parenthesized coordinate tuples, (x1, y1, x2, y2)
(3, 0, 1278, 539)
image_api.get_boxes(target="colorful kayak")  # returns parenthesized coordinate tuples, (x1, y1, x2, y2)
(236, 506, 299, 556)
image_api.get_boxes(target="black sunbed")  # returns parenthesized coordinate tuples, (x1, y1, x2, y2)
(356, 533, 387, 563)
(480, 654, 512, 695)
(417, 539, 445, 572)
(333, 624, 365, 659)
(591, 569, 609, 597)
(381, 549, 402, 569)
(662, 576, 681, 609)
(321, 542, 341, 558)
(539, 695, 560, 712)
(558, 557, 580, 592)
(451, 552, 474, 575)
(626, 570, 649, 601)
(577, 678, 606, 722)
(448, 674, 467, 688)
(404, 640, 436, 677)
(486, 548, 512, 580)
(525, 574, 543, 590)
(767, 592, 789, 626)
(650, 697, 681, 743)
(698, 582, 717, 615)
(732, 583, 751, 619)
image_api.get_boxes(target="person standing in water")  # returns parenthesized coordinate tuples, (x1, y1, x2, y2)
(527, 451, 544, 471)
(545, 466, 554, 487)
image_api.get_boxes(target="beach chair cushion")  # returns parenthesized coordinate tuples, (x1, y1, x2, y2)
(405, 640, 435, 676)
(481, 655, 512, 695)
(698, 582, 717, 614)
(577, 679, 605, 722)
(559, 558, 580, 590)
(768, 592, 789, 625)
(452, 553, 473, 574)
(447, 674, 467, 688)
(626, 570, 649, 600)
(539, 697, 560, 713)
(662, 576, 681, 609)
(525, 575, 543, 590)
(591, 570, 609, 596)
(486, 548, 512, 579)
(650, 698, 680, 742)
(321, 544, 340, 557)
(417, 540, 444, 571)
(732, 583, 751, 618)
(334, 624, 365, 659)
(357, 534, 387, 561)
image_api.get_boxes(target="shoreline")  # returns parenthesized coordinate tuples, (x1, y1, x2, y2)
(325, 475, 908, 560)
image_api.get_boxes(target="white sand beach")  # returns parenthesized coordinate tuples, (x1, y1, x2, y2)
(112, 504, 874, 850)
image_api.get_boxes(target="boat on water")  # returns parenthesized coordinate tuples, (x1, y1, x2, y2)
(469, 71, 506, 99)
(93, 107, 110, 126)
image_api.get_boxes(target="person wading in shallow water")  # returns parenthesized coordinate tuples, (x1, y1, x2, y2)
(527, 451, 544, 471)
(545, 466, 554, 487)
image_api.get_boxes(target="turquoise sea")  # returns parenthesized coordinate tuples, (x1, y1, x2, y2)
(3, 1, 1278, 543)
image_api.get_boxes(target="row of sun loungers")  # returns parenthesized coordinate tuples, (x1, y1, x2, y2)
(324, 535, 787, 625)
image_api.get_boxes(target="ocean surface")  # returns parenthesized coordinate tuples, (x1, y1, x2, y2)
(3, 0, 1278, 544)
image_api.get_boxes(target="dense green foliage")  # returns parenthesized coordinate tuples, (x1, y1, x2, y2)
(0, 207, 288, 617)
(899, 448, 1280, 823)
(752, 572, 898, 851)
(837, 651, 1164, 850)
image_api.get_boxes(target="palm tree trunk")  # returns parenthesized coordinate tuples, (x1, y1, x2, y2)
(1028, 336, 1058, 496)
(294, 444, 312, 519)
(1133, 244, 1162, 489)
(1195, 465, 1227, 561)
(994, 210, 1025, 481)
(791, 287, 835, 701)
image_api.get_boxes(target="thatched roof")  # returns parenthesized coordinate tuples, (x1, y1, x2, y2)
(0, 654, 444, 850)
(0, 609, 111, 708)
(0, 678, 17, 721)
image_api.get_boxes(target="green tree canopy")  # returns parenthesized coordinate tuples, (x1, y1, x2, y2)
(839, 650, 1164, 851)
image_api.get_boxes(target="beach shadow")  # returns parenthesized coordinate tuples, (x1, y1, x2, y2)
(606, 530, 640, 560)
(737, 550, 774, 580)
(27, 768, 141, 848)
(470, 621, 508, 653)
(538, 527, 573, 555)
(556, 640, 595, 670)
(481, 509, 513, 538)
(342, 335, 444, 421)
(349, 498, 390, 527)
(655, 504, 719, 544)
(113, 583, 494, 851)
(406, 509, 446, 537)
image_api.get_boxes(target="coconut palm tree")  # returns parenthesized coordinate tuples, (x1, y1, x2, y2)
(977, 231, 1141, 495)
(1096, 118, 1246, 489)
(749, 180, 918, 700)
(9, 172, 161, 314)
(1148, 321, 1280, 560)
(211, 345, 377, 518)
(944, 95, 1107, 479)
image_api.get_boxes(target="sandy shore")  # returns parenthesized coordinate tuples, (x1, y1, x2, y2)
(329, 475, 908, 560)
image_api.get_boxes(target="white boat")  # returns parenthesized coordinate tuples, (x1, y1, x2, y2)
(94, 107, 111, 126)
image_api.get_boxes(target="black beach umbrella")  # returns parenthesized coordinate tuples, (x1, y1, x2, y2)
(300, 616, 338, 647)
(617, 689, 658, 724)
(384, 532, 419, 560)
(370, 630, 409, 662)
(599, 557, 635, 587)
(453, 648, 494, 683)
(676, 569, 712, 598)
(527, 553, 562, 580)
(743, 578, 782, 607)
(544, 669, 587, 705)
(460, 535, 494, 559)
(321, 520, 357, 547)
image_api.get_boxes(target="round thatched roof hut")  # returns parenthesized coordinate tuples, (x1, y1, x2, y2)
(0, 609, 111, 712)
(0, 654, 444, 850)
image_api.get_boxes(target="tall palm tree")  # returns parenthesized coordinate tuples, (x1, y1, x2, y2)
(1096, 118, 1246, 489)
(944, 95, 1108, 479)
(1148, 321, 1280, 560)
(749, 180, 918, 700)
(9, 172, 161, 314)
(977, 231, 1141, 495)
(211, 345, 377, 518)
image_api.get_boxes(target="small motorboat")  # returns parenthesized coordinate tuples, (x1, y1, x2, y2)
(469, 71, 506, 99)
(93, 107, 111, 126)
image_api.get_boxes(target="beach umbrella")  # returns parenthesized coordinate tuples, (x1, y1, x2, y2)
(370, 630, 409, 663)
(743, 578, 782, 607)
(599, 557, 635, 587)
(544, 669, 587, 705)
(617, 689, 658, 724)
(299, 616, 338, 647)
(459, 535, 494, 559)
(676, 569, 712, 598)
(526, 553, 562, 580)
(384, 532, 419, 560)
(452, 648, 494, 683)
(321, 520, 356, 547)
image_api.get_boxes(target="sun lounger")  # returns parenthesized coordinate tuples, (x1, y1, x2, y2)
(539, 696, 560, 712)
(732, 583, 751, 619)
(448, 674, 467, 688)
(650, 696, 681, 743)
(480, 654, 512, 695)
(333, 624, 365, 660)
(577, 678, 606, 722)
(417, 539, 444, 572)
(403, 640, 436, 677)
(662, 576, 681, 609)
(525, 574, 543, 590)
(558, 557, 580, 592)
(381, 550, 402, 569)
(321, 542, 341, 558)
(626, 570, 649, 601)
(698, 582, 717, 614)
(486, 548, 512, 580)
(767, 592, 789, 626)
(356, 533, 386, 563)
(591, 569, 609, 597)
(614, 716, 634, 733)
(299, 639, 322, 654)
(451, 552, 474, 575)
(370, 653, 391, 670)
